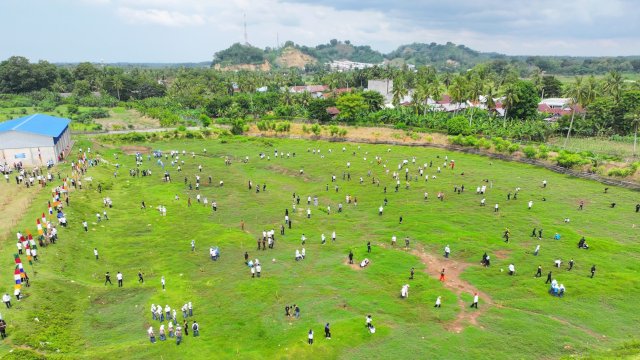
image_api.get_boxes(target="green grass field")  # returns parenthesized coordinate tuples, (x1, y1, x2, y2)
(1, 136, 639, 359)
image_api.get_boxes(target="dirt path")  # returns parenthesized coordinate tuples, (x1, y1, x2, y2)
(346, 245, 490, 332)
(408, 247, 493, 333)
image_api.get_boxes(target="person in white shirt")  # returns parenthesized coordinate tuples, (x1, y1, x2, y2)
(508, 263, 515, 275)
(444, 245, 451, 258)
(434, 296, 442, 308)
(494, 203, 499, 212)
(301, 248, 306, 259)
(534, 244, 540, 256)
(480, 198, 486, 206)
(391, 235, 397, 246)
(116, 272, 123, 287)
(332, 231, 336, 242)
(295, 250, 302, 261)
(528, 200, 533, 210)
(401, 284, 409, 298)
(471, 293, 479, 308)
(3, 293, 11, 308)
(307, 208, 311, 218)
(378, 206, 383, 216)
(94, 248, 99, 260)
(554, 259, 562, 268)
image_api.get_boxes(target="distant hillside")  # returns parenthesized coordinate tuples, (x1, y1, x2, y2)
(292, 39, 385, 64)
(210, 40, 640, 74)
(386, 42, 506, 69)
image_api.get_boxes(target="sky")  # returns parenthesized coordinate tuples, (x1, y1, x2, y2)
(0, 0, 638, 63)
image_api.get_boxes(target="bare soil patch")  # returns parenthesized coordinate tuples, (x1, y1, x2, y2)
(265, 164, 312, 182)
(494, 249, 511, 260)
(343, 258, 365, 271)
(408, 248, 493, 333)
(120, 145, 151, 155)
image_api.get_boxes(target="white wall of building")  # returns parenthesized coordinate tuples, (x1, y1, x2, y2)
(0, 130, 58, 166)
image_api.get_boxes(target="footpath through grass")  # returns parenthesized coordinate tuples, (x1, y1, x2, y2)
(0, 136, 639, 359)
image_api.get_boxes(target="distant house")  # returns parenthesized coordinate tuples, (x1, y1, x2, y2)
(0, 114, 72, 166)
(326, 107, 340, 118)
(288, 85, 328, 98)
(538, 98, 583, 120)
(367, 79, 393, 104)
(327, 60, 379, 72)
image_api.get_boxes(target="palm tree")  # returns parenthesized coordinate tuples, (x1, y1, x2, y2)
(563, 77, 585, 148)
(448, 75, 467, 115)
(502, 82, 519, 127)
(625, 108, 640, 157)
(391, 75, 408, 108)
(467, 75, 484, 126)
(603, 70, 624, 103)
(485, 86, 497, 116)
(113, 76, 123, 101)
(413, 83, 430, 115)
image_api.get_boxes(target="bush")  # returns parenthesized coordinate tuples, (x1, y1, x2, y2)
(302, 124, 310, 134)
(508, 143, 520, 154)
(538, 144, 550, 159)
(556, 151, 590, 168)
(478, 138, 492, 149)
(607, 168, 634, 177)
(523, 146, 538, 158)
(329, 125, 340, 137)
(446, 115, 471, 135)
(311, 124, 321, 136)
(231, 119, 246, 135)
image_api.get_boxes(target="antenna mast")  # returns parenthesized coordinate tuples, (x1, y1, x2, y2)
(243, 13, 249, 45)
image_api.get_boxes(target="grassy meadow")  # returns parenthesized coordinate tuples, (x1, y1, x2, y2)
(0, 136, 639, 359)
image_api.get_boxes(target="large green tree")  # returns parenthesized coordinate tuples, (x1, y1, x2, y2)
(504, 80, 539, 121)
(336, 93, 368, 123)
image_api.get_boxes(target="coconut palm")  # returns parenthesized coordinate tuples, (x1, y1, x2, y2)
(563, 77, 587, 148)
(467, 75, 484, 126)
(502, 82, 519, 127)
(413, 83, 430, 115)
(391, 75, 408, 108)
(603, 70, 624, 103)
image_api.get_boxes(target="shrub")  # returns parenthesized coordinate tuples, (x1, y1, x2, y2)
(311, 124, 321, 136)
(302, 124, 310, 134)
(446, 116, 471, 135)
(556, 151, 590, 168)
(538, 144, 550, 159)
(478, 138, 492, 149)
(339, 129, 348, 137)
(231, 119, 246, 135)
(508, 143, 520, 154)
(523, 146, 538, 158)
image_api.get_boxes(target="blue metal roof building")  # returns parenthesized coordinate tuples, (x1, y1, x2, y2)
(0, 114, 72, 166)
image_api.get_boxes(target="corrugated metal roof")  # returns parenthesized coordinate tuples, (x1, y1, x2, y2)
(0, 114, 70, 137)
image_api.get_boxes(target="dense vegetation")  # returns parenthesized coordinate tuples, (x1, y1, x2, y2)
(1, 54, 640, 158)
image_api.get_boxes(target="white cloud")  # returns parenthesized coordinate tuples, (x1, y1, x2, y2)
(116, 7, 205, 27)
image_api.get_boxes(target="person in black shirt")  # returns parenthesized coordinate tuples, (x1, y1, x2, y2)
(105, 272, 112, 285)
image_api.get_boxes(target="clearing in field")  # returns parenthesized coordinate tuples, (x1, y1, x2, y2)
(1, 136, 639, 359)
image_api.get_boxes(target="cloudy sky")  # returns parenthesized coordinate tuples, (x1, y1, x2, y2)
(0, 0, 638, 62)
